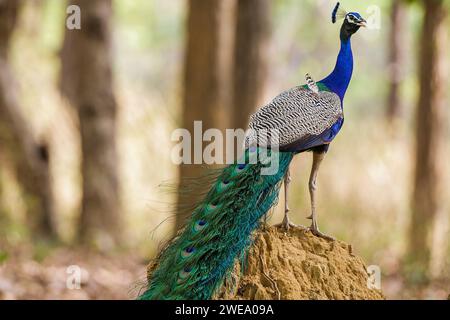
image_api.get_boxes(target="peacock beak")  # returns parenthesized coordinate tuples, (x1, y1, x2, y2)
(357, 19, 367, 28)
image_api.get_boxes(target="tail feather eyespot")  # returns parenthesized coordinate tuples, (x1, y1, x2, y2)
(181, 246, 195, 258)
(237, 164, 246, 170)
(177, 267, 192, 283)
(201, 203, 218, 215)
(234, 163, 247, 175)
(217, 179, 232, 191)
(193, 220, 207, 232)
(255, 177, 264, 186)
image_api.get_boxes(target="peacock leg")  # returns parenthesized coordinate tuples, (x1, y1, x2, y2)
(276, 167, 297, 230)
(307, 151, 335, 241)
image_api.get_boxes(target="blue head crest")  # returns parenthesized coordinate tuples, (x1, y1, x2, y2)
(347, 12, 363, 20)
(346, 12, 364, 20)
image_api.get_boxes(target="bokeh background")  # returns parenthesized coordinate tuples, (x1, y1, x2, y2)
(0, 0, 448, 299)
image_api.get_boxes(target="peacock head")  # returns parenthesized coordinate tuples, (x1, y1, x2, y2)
(332, 2, 366, 41)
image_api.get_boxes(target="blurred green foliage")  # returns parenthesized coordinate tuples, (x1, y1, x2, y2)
(0, 250, 8, 264)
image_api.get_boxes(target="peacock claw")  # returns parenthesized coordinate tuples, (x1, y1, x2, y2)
(276, 220, 296, 231)
(275, 217, 300, 231)
(307, 225, 335, 241)
(275, 217, 308, 232)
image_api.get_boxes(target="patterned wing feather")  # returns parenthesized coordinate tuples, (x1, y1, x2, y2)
(246, 86, 343, 149)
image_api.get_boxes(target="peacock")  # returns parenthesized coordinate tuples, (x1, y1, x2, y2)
(139, 3, 366, 300)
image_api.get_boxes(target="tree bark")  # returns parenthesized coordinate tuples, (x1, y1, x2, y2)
(60, 0, 120, 248)
(408, 0, 448, 280)
(232, 0, 270, 130)
(175, 0, 235, 231)
(0, 0, 56, 240)
(386, 0, 406, 121)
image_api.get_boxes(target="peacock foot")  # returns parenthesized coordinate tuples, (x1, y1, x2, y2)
(275, 217, 308, 232)
(275, 216, 297, 231)
(307, 224, 335, 241)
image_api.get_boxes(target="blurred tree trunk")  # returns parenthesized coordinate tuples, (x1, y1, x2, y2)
(175, 0, 235, 231)
(386, 0, 406, 121)
(60, 0, 120, 248)
(0, 0, 56, 240)
(408, 0, 448, 281)
(232, 0, 270, 130)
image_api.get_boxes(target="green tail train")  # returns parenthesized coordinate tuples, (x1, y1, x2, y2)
(139, 148, 294, 300)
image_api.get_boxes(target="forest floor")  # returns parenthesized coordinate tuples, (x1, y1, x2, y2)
(0, 246, 147, 300)
(0, 239, 448, 300)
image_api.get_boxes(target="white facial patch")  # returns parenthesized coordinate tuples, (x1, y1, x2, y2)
(346, 14, 357, 24)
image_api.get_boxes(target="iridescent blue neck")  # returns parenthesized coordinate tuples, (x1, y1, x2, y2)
(320, 39, 353, 102)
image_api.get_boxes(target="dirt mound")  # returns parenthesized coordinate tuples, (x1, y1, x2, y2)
(216, 226, 384, 300)
(146, 226, 384, 300)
